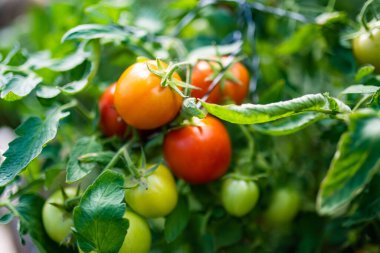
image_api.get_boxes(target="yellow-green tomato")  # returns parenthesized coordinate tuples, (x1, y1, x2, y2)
(221, 178, 259, 217)
(42, 188, 77, 244)
(353, 21, 380, 72)
(78, 212, 151, 253)
(265, 188, 301, 224)
(119, 211, 151, 253)
(125, 164, 178, 218)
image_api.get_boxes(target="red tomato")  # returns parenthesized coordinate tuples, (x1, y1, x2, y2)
(114, 60, 183, 130)
(99, 83, 127, 137)
(163, 116, 231, 184)
(191, 57, 250, 104)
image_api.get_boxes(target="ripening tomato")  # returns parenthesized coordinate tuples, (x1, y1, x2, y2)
(221, 178, 259, 217)
(42, 188, 77, 244)
(353, 20, 380, 72)
(114, 60, 183, 129)
(99, 83, 128, 137)
(163, 116, 232, 184)
(125, 164, 178, 218)
(119, 211, 151, 253)
(191, 58, 249, 104)
(264, 187, 301, 224)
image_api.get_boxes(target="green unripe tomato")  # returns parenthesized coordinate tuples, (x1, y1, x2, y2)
(78, 211, 151, 253)
(265, 187, 300, 224)
(125, 164, 178, 218)
(119, 211, 151, 253)
(42, 188, 77, 244)
(221, 178, 260, 217)
(353, 21, 380, 72)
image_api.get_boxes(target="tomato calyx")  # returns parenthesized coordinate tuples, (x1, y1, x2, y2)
(146, 59, 197, 97)
(48, 187, 81, 216)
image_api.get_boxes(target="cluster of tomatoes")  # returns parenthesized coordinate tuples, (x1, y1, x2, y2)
(41, 57, 301, 253)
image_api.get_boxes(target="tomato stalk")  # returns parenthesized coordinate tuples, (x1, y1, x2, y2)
(0, 199, 20, 217)
(358, 0, 375, 32)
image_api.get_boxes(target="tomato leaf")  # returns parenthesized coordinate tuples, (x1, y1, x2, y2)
(317, 110, 380, 215)
(354, 65, 375, 82)
(344, 198, 380, 226)
(252, 112, 326, 136)
(66, 137, 102, 183)
(341, 84, 379, 95)
(74, 170, 128, 253)
(17, 194, 72, 253)
(0, 107, 69, 186)
(60, 61, 95, 94)
(78, 151, 115, 165)
(165, 196, 190, 243)
(1, 73, 42, 101)
(202, 94, 350, 124)
(36, 86, 61, 99)
(0, 213, 13, 224)
(62, 24, 137, 42)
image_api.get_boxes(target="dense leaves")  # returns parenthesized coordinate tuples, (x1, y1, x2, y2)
(0, 107, 69, 186)
(0, 0, 379, 252)
(317, 110, 380, 215)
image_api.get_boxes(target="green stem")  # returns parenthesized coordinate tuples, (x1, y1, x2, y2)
(75, 99, 94, 120)
(353, 94, 372, 111)
(358, 0, 374, 32)
(104, 143, 129, 171)
(122, 148, 140, 177)
(60, 99, 78, 111)
(0, 200, 20, 217)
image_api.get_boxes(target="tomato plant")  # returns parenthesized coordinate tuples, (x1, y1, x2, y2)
(191, 58, 250, 104)
(221, 178, 259, 217)
(163, 116, 232, 184)
(0, 0, 379, 252)
(42, 188, 78, 244)
(125, 164, 178, 218)
(114, 60, 183, 130)
(353, 20, 380, 72)
(99, 83, 127, 137)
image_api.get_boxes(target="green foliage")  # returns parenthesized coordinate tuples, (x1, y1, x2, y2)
(74, 170, 128, 253)
(317, 110, 380, 215)
(164, 196, 190, 243)
(202, 94, 350, 124)
(66, 137, 102, 183)
(0, 0, 379, 252)
(17, 194, 72, 253)
(0, 107, 69, 186)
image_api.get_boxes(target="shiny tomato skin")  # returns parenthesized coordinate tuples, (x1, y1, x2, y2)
(125, 164, 178, 218)
(191, 58, 249, 104)
(163, 116, 232, 184)
(353, 21, 380, 72)
(221, 179, 259, 217)
(114, 60, 183, 130)
(99, 83, 127, 137)
(119, 211, 151, 253)
(42, 188, 77, 244)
